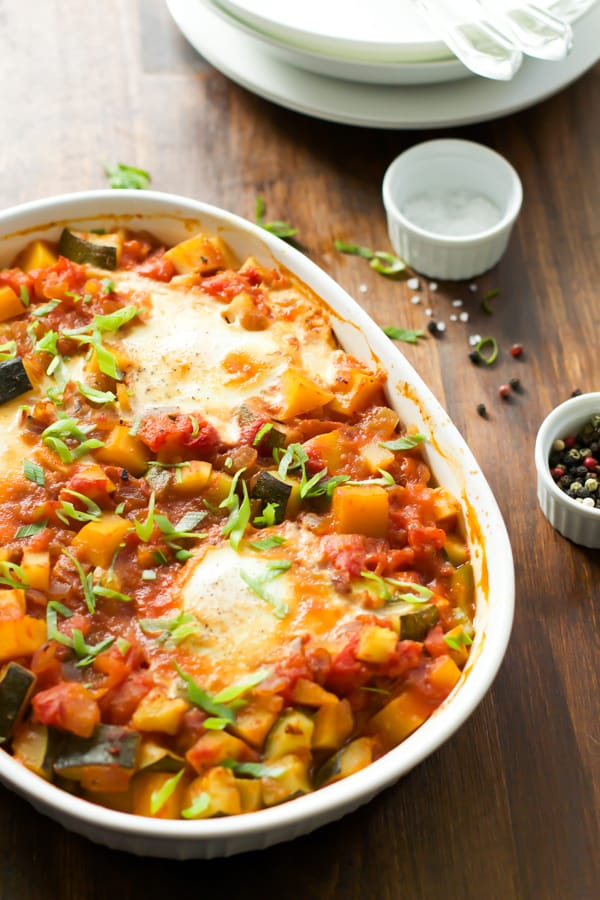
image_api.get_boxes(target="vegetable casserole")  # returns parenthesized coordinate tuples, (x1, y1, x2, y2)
(0, 225, 475, 819)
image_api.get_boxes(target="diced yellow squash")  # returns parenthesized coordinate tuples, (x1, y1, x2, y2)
(171, 460, 213, 498)
(234, 776, 262, 813)
(77, 765, 135, 794)
(261, 753, 311, 807)
(291, 678, 338, 707)
(450, 562, 475, 618)
(186, 731, 256, 774)
(427, 655, 462, 693)
(368, 690, 431, 749)
(264, 709, 314, 761)
(443, 535, 470, 566)
(312, 698, 354, 753)
(278, 369, 334, 419)
(130, 688, 189, 735)
(316, 737, 374, 787)
(327, 370, 384, 416)
(0, 285, 26, 323)
(356, 625, 398, 664)
(132, 770, 185, 819)
(0, 616, 47, 663)
(442, 626, 471, 667)
(0, 589, 27, 620)
(431, 486, 462, 531)
(14, 239, 58, 272)
(231, 695, 283, 749)
(83, 787, 133, 813)
(202, 470, 235, 507)
(20, 551, 50, 592)
(331, 484, 389, 538)
(94, 425, 150, 475)
(164, 233, 232, 275)
(12, 722, 53, 779)
(181, 767, 241, 818)
(116, 382, 132, 412)
(302, 430, 345, 472)
(222, 292, 268, 331)
(358, 441, 395, 474)
(71, 513, 131, 569)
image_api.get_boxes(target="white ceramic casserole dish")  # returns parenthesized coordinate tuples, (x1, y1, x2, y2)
(0, 190, 514, 858)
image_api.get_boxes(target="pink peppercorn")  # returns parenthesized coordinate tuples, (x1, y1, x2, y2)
(510, 344, 523, 358)
(583, 456, 598, 470)
(564, 436, 575, 449)
(498, 384, 511, 399)
(550, 467, 565, 480)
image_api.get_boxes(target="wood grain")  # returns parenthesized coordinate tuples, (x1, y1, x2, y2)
(0, 1, 598, 897)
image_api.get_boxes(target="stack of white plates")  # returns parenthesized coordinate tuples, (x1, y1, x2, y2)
(167, 0, 600, 128)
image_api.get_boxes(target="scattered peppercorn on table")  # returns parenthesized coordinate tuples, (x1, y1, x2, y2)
(0, 1, 598, 898)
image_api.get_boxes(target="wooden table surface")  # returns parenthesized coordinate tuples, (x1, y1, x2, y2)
(0, 2, 598, 898)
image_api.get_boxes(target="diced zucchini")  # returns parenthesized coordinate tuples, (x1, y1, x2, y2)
(450, 562, 475, 618)
(264, 709, 314, 761)
(58, 228, 119, 270)
(314, 737, 374, 788)
(53, 724, 140, 788)
(181, 766, 241, 818)
(137, 739, 186, 773)
(399, 605, 439, 641)
(11, 720, 60, 778)
(0, 357, 32, 405)
(252, 471, 292, 524)
(444, 535, 470, 566)
(261, 753, 311, 807)
(0, 662, 36, 743)
(368, 691, 431, 750)
(186, 731, 256, 774)
(231, 695, 283, 749)
(311, 699, 354, 753)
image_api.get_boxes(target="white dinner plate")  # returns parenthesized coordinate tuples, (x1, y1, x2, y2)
(214, 0, 452, 63)
(205, 0, 471, 85)
(167, 0, 600, 129)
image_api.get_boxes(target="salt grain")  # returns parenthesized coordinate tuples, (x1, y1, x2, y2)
(359, 284, 368, 294)
(451, 299, 463, 308)
(459, 311, 470, 322)
(437, 321, 446, 332)
(403, 190, 501, 237)
(424, 308, 433, 316)
(469, 283, 478, 293)
(407, 277, 420, 290)
(410, 295, 421, 305)
(468, 334, 482, 346)
(450, 314, 458, 322)
(429, 282, 439, 291)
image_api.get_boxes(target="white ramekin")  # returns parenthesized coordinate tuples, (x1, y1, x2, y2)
(382, 138, 523, 280)
(535, 392, 600, 549)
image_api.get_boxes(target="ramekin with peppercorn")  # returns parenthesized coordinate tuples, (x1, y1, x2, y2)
(535, 392, 600, 548)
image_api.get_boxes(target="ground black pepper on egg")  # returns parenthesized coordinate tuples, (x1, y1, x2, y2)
(549, 414, 600, 508)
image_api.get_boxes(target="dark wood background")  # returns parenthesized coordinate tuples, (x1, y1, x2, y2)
(0, 2, 598, 898)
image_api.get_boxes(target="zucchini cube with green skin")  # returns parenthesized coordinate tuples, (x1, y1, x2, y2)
(58, 228, 121, 270)
(314, 737, 374, 788)
(0, 662, 36, 744)
(251, 471, 293, 524)
(53, 724, 139, 781)
(11, 721, 60, 779)
(399, 605, 439, 642)
(264, 709, 314, 761)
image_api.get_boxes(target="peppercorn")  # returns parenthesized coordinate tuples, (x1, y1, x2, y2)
(427, 320, 441, 336)
(509, 377, 521, 392)
(547, 412, 600, 506)
(498, 384, 511, 399)
(469, 349, 482, 365)
(510, 344, 523, 357)
(571, 388, 583, 397)
(584, 456, 598, 470)
(476, 403, 487, 418)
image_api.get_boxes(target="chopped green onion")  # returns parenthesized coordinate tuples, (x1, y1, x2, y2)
(32, 299, 61, 317)
(369, 251, 406, 275)
(212, 669, 270, 704)
(473, 336, 499, 366)
(382, 326, 426, 344)
(379, 433, 426, 451)
(0, 561, 29, 589)
(181, 792, 211, 819)
(255, 197, 298, 240)
(23, 459, 45, 486)
(481, 288, 500, 315)
(19, 285, 30, 307)
(103, 161, 151, 190)
(150, 769, 185, 815)
(14, 520, 48, 539)
(250, 535, 287, 551)
(76, 381, 116, 404)
(174, 664, 235, 723)
(0, 340, 17, 361)
(444, 629, 473, 652)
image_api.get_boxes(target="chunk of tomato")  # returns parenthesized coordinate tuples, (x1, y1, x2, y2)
(32, 681, 100, 738)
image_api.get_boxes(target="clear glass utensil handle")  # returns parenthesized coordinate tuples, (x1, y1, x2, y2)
(474, 0, 573, 59)
(414, 0, 523, 81)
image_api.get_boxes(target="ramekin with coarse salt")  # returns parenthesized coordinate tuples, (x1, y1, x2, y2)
(382, 139, 523, 281)
(535, 392, 600, 549)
